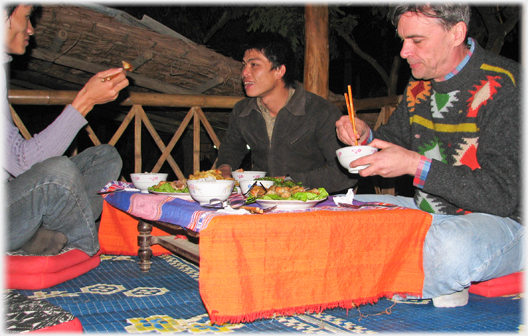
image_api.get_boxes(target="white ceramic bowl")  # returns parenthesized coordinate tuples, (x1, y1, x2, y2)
(336, 146, 378, 173)
(187, 179, 235, 205)
(231, 171, 266, 182)
(239, 179, 274, 195)
(130, 173, 169, 193)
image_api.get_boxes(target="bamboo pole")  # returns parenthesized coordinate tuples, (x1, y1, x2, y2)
(109, 107, 135, 146)
(152, 108, 194, 180)
(8, 90, 244, 109)
(84, 124, 102, 146)
(134, 105, 142, 173)
(8, 89, 400, 112)
(193, 107, 201, 173)
(10, 106, 31, 140)
(136, 105, 184, 178)
(194, 107, 221, 149)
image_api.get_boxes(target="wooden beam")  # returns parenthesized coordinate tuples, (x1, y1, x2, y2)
(304, 5, 329, 99)
(29, 48, 198, 95)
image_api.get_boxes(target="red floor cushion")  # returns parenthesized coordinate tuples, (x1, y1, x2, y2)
(28, 317, 83, 333)
(469, 272, 523, 297)
(6, 249, 101, 290)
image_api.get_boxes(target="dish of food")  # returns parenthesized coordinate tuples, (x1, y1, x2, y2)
(256, 198, 327, 210)
(245, 177, 329, 210)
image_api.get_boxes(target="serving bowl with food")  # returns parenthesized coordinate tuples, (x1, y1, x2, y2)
(148, 169, 236, 203)
(185, 169, 236, 205)
(130, 172, 169, 193)
(187, 179, 235, 205)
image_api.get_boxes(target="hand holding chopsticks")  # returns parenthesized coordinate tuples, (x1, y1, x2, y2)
(101, 61, 133, 82)
(344, 85, 359, 146)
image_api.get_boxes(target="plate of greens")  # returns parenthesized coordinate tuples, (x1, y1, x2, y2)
(251, 184, 329, 210)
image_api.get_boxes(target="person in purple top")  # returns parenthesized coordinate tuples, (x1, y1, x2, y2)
(3, 4, 129, 256)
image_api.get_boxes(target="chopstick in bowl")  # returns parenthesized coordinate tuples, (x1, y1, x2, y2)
(344, 85, 359, 146)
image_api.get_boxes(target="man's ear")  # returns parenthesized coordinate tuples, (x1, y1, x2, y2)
(275, 65, 286, 80)
(452, 21, 467, 47)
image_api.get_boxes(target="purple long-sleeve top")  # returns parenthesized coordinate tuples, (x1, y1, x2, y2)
(3, 53, 88, 180)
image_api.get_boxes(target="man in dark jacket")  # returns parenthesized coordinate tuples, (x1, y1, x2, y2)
(217, 34, 355, 193)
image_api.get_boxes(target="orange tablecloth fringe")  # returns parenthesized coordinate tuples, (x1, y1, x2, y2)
(199, 208, 432, 325)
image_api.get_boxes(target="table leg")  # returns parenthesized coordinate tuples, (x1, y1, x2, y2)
(137, 220, 153, 272)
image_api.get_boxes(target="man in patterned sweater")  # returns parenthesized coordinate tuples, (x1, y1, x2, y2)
(336, 4, 523, 307)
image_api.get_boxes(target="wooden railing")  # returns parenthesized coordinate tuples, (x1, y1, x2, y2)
(8, 90, 400, 185)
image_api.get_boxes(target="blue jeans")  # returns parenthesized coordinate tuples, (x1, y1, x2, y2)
(6, 145, 122, 256)
(354, 194, 525, 298)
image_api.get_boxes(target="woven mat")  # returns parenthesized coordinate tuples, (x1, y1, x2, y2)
(11, 254, 523, 333)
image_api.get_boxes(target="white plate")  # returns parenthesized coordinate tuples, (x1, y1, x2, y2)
(256, 197, 327, 210)
(149, 191, 193, 200)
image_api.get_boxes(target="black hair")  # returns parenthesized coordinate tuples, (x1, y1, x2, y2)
(5, 5, 18, 20)
(242, 33, 296, 89)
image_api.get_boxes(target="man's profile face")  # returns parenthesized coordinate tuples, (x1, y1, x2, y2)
(397, 11, 458, 81)
(241, 49, 283, 98)
(4, 5, 34, 55)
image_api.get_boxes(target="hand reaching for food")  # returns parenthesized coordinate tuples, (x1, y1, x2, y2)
(71, 65, 130, 116)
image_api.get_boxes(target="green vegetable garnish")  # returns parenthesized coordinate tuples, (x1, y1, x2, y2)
(255, 177, 302, 188)
(258, 188, 328, 201)
(148, 183, 189, 193)
(245, 187, 328, 204)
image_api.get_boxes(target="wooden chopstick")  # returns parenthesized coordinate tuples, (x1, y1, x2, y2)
(344, 85, 359, 146)
(101, 61, 133, 82)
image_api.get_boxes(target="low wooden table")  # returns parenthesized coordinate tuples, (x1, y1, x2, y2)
(137, 218, 200, 272)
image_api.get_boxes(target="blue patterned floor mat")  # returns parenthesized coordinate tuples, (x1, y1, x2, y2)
(11, 254, 524, 333)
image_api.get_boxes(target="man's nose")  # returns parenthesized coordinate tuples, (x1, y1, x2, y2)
(28, 21, 35, 36)
(400, 40, 412, 59)
(241, 65, 250, 77)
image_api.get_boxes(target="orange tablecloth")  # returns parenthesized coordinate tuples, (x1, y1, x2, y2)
(199, 208, 432, 325)
(99, 201, 171, 255)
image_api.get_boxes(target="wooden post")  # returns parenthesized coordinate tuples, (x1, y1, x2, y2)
(304, 4, 329, 99)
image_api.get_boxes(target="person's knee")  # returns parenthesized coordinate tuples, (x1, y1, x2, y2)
(35, 156, 80, 183)
(424, 222, 474, 278)
(95, 144, 122, 174)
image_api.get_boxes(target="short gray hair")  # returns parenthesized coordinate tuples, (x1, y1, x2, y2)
(388, 4, 471, 31)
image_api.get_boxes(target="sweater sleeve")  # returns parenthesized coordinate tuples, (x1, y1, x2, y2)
(5, 104, 88, 177)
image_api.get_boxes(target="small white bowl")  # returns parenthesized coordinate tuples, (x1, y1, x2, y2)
(130, 173, 169, 193)
(336, 146, 378, 174)
(231, 171, 266, 182)
(187, 179, 235, 205)
(239, 179, 274, 195)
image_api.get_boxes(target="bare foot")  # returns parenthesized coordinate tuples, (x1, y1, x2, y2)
(21, 228, 68, 255)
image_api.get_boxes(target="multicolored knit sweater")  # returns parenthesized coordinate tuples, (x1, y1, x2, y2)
(374, 40, 521, 223)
